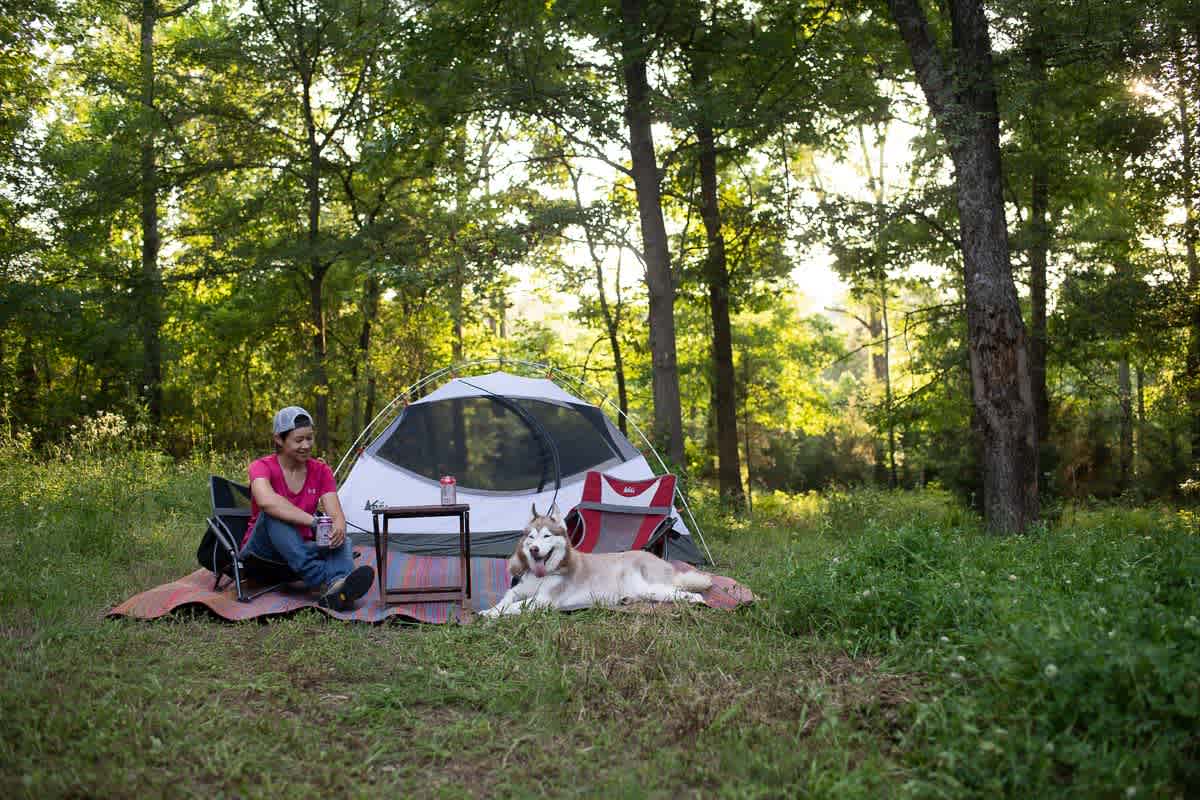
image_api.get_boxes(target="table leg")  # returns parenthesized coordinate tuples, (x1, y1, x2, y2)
(371, 507, 471, 606)
(462, 510, 471, 600)
(373, 515, 387, 599)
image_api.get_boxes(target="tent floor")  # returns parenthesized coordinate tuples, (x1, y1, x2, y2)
(109, 545, 753, 624)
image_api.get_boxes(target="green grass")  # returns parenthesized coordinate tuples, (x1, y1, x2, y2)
(1, 447, 1197, 798)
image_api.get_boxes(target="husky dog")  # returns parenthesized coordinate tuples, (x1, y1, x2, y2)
(480, 505, 713, 617)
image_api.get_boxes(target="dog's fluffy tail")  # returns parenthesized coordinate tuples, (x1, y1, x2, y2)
(672, 568, 713, 593)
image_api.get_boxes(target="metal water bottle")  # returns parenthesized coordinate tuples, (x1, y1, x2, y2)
(439, 475, 457, 505)
(314, 514, 333, 548)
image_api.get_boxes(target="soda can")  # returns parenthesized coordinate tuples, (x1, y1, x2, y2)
(439, 475, 457, 505)
(314, 514, 333, 548)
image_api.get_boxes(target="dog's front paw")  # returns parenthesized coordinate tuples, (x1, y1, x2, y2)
(683, 592, 706, 604)
(480, 605, 502, 619)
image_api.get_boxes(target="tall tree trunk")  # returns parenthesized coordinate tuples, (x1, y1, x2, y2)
(858, 124, 896, 488)
(568, 164, 629, 433)
(704, 378, 718, 479)
(451, 133, 468, 364)
(689, 8, 743, 507)
(1177, 43, 1200, 474)
(1027, 23, 1052, 454)
(879, 274, 897, 488)
(493, 290, 507, 339)
(352, 272, 381, 438)
(451, 254, 465, 362)
(450, 255, 465, 472)
(1029, 172, 1050, 444)
(868, 305, 888, 484)
(1118, 358, 1132, 490)
(139, 0, 163, 423)
(619, 0, 684, 467)
(611, 336, 628, 434)
(695, 115, 744, 507)
(364, 357, 377, 432)
(888, 0, 1039, 533)
(308, 263, 328, 451)
(1136, 365, 1145, 479)
(17, 334, 37, 426)
(742, 352, 753, 515)
(303, 89, 330, 453)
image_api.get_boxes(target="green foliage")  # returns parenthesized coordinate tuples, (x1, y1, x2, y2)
(821, 485, 977, 539)
(773, 491, 1200, 796)
(0, 440, 243, 615)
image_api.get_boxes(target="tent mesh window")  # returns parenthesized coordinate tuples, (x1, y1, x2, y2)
(374, 397, 627, 491)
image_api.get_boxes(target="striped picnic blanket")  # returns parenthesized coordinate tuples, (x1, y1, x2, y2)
(108, 545, 754, 624)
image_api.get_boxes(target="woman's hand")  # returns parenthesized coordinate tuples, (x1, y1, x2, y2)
(319, 490, 349, 549)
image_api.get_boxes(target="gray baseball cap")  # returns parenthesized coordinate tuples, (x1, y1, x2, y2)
(272, 406, 313, 435)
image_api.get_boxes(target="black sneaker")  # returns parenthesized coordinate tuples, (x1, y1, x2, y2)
(319, 565, 375, 611)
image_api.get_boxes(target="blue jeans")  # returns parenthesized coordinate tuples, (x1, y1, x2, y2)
(240, 513, 354, 590)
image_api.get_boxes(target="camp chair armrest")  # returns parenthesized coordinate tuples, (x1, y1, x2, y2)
(207, 516, 241, 551)
(574, 501, 674, 515)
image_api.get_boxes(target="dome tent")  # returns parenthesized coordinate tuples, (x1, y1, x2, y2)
(336, 364, 711, 565)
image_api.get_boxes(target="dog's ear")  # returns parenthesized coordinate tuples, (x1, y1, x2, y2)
(508, 543, 529, 579)
(548, 502, 562, 523)
(530, 502, 539, 521)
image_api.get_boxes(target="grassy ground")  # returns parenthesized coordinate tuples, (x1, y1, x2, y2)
(0, 442, 1197, 798)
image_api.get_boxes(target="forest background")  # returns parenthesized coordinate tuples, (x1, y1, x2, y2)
(2, 0, 1198, 520)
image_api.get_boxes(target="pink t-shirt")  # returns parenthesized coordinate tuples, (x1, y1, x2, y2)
(242, 454, 337, 547)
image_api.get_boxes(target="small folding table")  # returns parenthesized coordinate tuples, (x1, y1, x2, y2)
(371, 504, 471, 604)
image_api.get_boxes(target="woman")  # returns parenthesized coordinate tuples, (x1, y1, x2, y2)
(240, 406, 374, 611)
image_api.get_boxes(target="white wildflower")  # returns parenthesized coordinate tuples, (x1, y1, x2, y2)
(1008, 574, 1018, 582)
(950, 671, 962, 680)
(956, 655, 967, 663)
(862, 589, 872, 598)
(1125, 787, 1137, 798)
(1044, 664, 1059, 679)
(940, 636, 950, 644)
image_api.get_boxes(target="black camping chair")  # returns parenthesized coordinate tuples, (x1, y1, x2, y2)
(196, 475, 299, 603)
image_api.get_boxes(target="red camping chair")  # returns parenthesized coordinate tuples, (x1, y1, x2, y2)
(564, 471, 678, 557)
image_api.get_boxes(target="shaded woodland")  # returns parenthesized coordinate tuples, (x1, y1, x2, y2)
(2, 0, 1198, 531)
